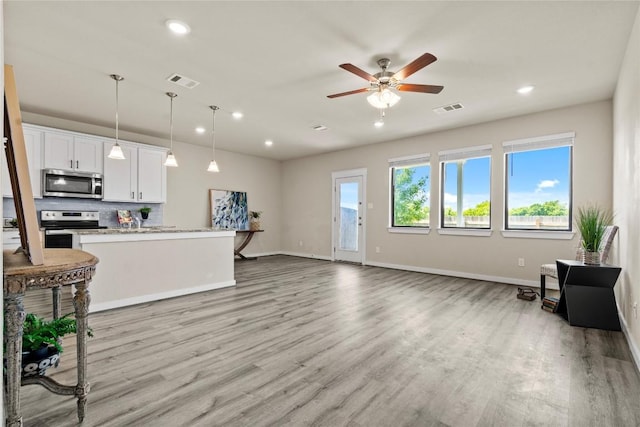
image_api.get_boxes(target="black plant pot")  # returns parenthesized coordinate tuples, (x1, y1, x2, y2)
(141, 212, 149, 220)
(21, 345, 60, 377)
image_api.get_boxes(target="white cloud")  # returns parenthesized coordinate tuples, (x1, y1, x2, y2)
(535, 179, 560, 192)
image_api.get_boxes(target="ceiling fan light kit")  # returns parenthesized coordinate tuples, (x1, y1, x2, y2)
(328, 53, 444, 113)
(367, 88, 401, 109)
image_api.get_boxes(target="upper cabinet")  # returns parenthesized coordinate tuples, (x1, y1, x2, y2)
(103, 142, 167, 203)
(2, 126, 44, 198)
(43, 131, 103, 173)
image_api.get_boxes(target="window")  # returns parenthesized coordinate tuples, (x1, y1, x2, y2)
(439, 145, 492, 229)
(504, 132, 574, 231)
(389, 154, 430, 229)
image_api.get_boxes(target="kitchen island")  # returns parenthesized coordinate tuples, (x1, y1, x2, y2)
(72, 228, 235, 312)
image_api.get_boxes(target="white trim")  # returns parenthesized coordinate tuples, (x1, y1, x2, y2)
(501, 230, 575, 240)
(388, 227, 430, 235)
(89, 280, 236, 313)
(364, 260, 539, 287)
(503, 131, 575, 153)
(279, 251, 333, 261)
(438, 144, 492, 162)
(388, 153, 430, 167)
(437, 228, 492, 237)
(617, 302, 640, 375)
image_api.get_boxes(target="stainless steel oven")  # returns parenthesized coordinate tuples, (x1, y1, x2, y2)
(41, 210, 106, 248)
(42, 169, 103, 199)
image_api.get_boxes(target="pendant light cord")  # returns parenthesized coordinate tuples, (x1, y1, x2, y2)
(170, 96, 174, 151)
(115, 78, 120, 143)
(211, 106, 217, 158)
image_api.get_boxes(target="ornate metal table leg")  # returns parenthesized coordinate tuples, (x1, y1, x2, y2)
(72, 279, 91, 422)
(52, 285, 61, 319)
(4, 292, 26, 427)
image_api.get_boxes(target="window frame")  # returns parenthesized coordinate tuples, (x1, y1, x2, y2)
(438, 144, 492, 231)
(503, 132, 574, 232)
(388, 153, 431, 232)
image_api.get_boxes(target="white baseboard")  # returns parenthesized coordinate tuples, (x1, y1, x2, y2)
(90, 280, 236, 313)
(616, 302, 640, 374)
(279, 251, 333, 261)
(364, 260, 541, 288)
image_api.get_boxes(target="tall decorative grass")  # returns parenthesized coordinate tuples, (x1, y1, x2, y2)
(575, 204, 613, 252)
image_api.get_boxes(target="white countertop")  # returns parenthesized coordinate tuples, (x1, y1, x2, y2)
(73, 227, 236, 243)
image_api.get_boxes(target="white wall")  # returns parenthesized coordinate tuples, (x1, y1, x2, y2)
(613, 8, 640, 365)
(282, 100, 614, 284)
(164, 140, 282, 255)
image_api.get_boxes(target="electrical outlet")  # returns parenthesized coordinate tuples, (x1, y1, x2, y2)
(375, 246, 381, 253)
(518, 258, 525, 267)
(633, 302, 638, 319)
(298, 240, 303, 247)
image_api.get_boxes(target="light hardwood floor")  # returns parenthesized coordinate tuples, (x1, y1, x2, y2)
(19, 255, 640, 426)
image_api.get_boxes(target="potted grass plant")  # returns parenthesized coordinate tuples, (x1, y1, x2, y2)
(575, 204, 613, 265)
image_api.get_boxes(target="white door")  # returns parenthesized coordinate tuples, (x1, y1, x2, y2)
(43, 131, 74, 170)
(333, 171, 365, 263)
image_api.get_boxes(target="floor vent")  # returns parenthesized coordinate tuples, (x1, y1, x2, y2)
(433, 103, 464, 114)
(166, 73, 200, 89)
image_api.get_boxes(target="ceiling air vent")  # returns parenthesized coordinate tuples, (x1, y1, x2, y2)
(433, 103, 464, 115)
(166, 73, 200, 89)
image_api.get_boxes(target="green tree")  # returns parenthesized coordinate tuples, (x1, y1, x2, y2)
(444, 207, 457, 216)
(509, 200, 568, 216)
(394, 168, 429, 225)
(463, 200, 490, 216)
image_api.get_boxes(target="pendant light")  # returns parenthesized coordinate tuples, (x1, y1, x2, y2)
(108, 74, 126, 160)
(207, 105, 220, 173)
(165, 92, 178, 167)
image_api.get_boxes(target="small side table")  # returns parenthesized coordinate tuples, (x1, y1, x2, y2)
(235, 229, 263, 260)
(3, 249, 98, 427)
(555, 259, 622, 330)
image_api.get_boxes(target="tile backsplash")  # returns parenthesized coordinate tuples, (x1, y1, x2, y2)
(3, 198, 163, 228)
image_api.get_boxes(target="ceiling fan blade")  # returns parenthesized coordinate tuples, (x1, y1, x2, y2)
(339, 63, 378, 82)
(327, 88, 370, 98)
(396, 83, 444, 94)
(392, 53, 437, 81)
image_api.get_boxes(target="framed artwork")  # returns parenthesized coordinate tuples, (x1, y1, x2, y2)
(4, 64, 44, 265)
(210, 189, 249, 230)
(116, 210, 133, 224)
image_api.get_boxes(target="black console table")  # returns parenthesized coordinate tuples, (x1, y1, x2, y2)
(555, 259, 622, 330)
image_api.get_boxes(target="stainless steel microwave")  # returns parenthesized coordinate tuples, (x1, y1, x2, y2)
(42, 169, 103, 199)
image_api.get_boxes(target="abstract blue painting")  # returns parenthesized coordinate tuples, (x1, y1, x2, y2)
(210, 189, 249, 230)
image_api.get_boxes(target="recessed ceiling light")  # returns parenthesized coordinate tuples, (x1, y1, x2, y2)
(517, 85, 534, 94)
(166, 19, 191, 35)
(195, 127, 205, 134)
(312, 125, 328, 131)
(265, 140, 273, 147)
(232, 111, 243, 119)
(374, 120, 384, 128)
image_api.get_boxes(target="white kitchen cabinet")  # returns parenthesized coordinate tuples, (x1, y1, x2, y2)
(103, 142, 166, 203)
(137, 147, 166, 202)
(44, 131, 103, 173)
(2, 126, 44, 198)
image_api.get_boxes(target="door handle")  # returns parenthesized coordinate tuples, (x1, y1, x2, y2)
(131, 191, 135, 199)
(70, 160, 73, 168)
(76, 160, 79, 169)
(139, 192, 142, 199)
